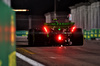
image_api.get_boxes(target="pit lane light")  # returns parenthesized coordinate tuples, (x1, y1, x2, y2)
(13, 9, 29, 12)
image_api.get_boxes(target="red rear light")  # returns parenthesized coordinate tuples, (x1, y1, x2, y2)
(58, 35, 62, 40)
(71, 26, 76, 32)
(44, 27, 47, 32)
(43, 26, 49, 33)
(57, 35, 64, 41)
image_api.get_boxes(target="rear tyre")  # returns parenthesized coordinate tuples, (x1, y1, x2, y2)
(28, 29, 35, 46)
(71, 28, 83, 46)
(28, 29, 49, 46)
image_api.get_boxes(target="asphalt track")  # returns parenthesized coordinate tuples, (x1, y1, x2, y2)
(16, 40, 100, 66)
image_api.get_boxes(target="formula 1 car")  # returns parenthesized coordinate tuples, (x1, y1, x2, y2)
(28, 21, 83, 46)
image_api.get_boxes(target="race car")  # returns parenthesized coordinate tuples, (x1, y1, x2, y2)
(28, 21, 83, 46)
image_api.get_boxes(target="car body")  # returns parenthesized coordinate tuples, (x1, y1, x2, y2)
(28, 21, 83, 46)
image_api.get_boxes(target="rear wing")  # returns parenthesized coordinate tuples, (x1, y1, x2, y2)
(44, 22, 75, 26)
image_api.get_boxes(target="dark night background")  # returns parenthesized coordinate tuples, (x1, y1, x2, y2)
(11, 0, 98, 30)
(11, 0, 90, 15)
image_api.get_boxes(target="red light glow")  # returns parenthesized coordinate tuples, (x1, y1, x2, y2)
(43, 26, 49, 33)
(71, 26, 76, 32)
(57, 35, 64, 41)
(44, 27, 47, 33)
(58, 35, 62, 40)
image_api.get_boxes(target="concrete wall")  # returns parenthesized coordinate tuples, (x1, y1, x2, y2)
(70, 2, 100, 30)
(45, 13, 52, 23)
(70, 3, 88, 29)
(97, 2, 100, 28)
(91, 2, 100, 29)
(88, 5, 91, 30)
(45, 12, 68, 23)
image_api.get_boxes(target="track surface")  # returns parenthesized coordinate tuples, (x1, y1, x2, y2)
(16, 40, 100, 66)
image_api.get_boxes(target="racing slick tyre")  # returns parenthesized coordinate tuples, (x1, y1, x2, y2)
(28, 29, 35, 46)
(28, 29, 41, 46)
(34, 31, 49, 46)
(71, 28, 83, 46)
(28, 29, 49, 46)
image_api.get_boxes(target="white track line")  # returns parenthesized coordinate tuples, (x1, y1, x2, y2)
(16, 52, 45, 66)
